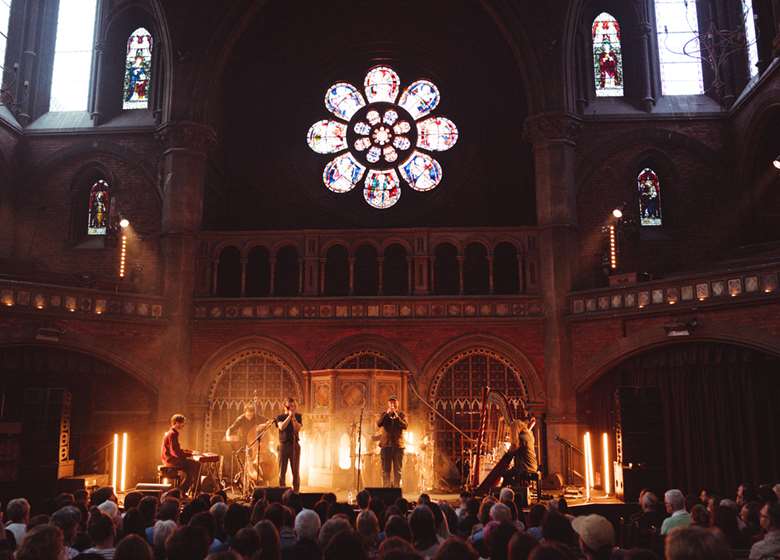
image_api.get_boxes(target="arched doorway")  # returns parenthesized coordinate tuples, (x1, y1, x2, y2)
(428, 348, 529, 485)
(0, 345, 157, 506)
(579, 342, 780, 495)
(204, 350, 303, 452)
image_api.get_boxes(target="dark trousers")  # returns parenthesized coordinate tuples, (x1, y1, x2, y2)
(380, 447, 404, 488)
(172, 458, 200, 494)
(278, 442, 300, 492)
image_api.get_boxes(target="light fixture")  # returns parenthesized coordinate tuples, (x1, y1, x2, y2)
(119, 218, 130, 229)
(609, 225, 617, 270)
(584, 432, 594, 501)
(119, 234, 127, 279)
(112, 433, 119, 491)
(121, 433, 128, 492)
(612, 208, 623, 219)
(602, 433, 611, 496)
(773, 156, 780, 170)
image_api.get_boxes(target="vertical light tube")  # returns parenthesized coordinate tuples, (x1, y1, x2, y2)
(119, 234, 127, 278)
(120, 432, 128, 492)
(602, 432, 610, 496)
(112, 433, 119, 490)
(584, 431, 593, 501)
(609, 225, 617, 270)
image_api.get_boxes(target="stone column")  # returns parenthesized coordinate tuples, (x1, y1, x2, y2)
(155, 121, 216, 432)
(270, 258, 277, 296)
(348, 257, 355, 295)
(457, 256, 465, 295)
(488, 254, 495, 294)
(319, 259, 326, 294)
(240, 258, 248, 297)
(377, 257, 385, 295)
(523, 113, 583, 476)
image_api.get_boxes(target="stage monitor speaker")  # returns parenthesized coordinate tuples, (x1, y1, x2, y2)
(366, 487, 402, 506)
(615, 387, 665, 467)
(266, 487, 290, 503)
(299, 492, 323, 509)
(614, 463, 666, 503)
(135, 483, 172, 499)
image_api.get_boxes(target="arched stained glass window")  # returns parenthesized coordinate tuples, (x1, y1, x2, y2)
(592, 12, 623, 97)
(0, 0, 11, 79)
(123, 27, 153, 110)
(637, 168, 662, 226)
(655, 0, 704, 95)
(50, 0, 98, 111)
(87, 179, 111, 235)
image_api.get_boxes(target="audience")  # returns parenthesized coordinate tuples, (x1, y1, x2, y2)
(6, 479, 780, 560)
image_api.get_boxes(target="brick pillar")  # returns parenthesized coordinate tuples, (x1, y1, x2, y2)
(524, 113, 583, 476)
(155, 121, 216, 431)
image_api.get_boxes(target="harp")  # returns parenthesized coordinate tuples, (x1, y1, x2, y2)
(469, 386, 528, 495)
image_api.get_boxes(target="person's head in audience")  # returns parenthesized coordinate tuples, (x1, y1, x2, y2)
(378, 535, 417, 558)
(740, 501, 761, 531)
(664, 526, 730, 560)
(121, 507, 146, 538)
(314, 499, 329, 524)
(572, 514, 614, 560)
(230, 527, 261, 560)
(190, 511, 218, 547)
(16, 524, 63, 560)
(224, 503, 251, 539)
(527, 504, 546, 528)
(211, 501, 229, 536)
(74, 490, 89, 508)
(138, 496, 159, 527)
(295, 508, 321, 542)
(319, 516, 353, 550)
(528, 542, 577, 560)
(640, 492, 659, 513)
(54, 492, 75, 510)
(664, 490, 685, 514)
(7, 497, 31, 525)
(464, 498, 481, 520)
(369, 497, 386, 525)
(689, 504, 709, 528)
(384, 514, 412, 542)
(324, 530, 367, 560)
(282, 489, 301, 514)
(90, 487, 116, 507)
(250, 499, 266, 525)
(438, 502, 458, 535)
(115, 534, 153, 560)
(251, 488, 267, 507)
(478, 496, 497, 525)
(698, 489, 710, 505)
(434, 537, 478, 560)
(158, 498, 180, 522)
(459, 492, 472, 510)
(500, 487, 515, 504)
(418, 494, 431, 505)
(264, 503, 285, 532)
(541, 510, 577, 547)
(87, 511, 115, 550)
(153, 519, 177, 550)
(166, 525, 210, 560)
(395, 498, 410, 515)
(50, 505, 81, 547)
(713, 504, 741, 545)
(773, 484, 780, 502)
(357, 509, 380, 550)
(123, 491, 144, 510)
(760, 501, 780, 532)
(357, 490, 371, 510)
(490, 503, 513, 524)
(253, 519, 281, 560)
(211, 494, 226, 506)
(409, 506, 437, 552)
(737, 483, 756, 507)
(487, 521, 518, 560)
(323, 493, 337, 505)
(508, 532, 539, 560)
(427, 502, 447, 536)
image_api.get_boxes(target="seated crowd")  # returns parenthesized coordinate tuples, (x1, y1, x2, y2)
(0, 481, 778, 560)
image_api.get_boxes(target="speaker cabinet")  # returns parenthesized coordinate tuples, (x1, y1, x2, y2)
(365, 487, 402, 506)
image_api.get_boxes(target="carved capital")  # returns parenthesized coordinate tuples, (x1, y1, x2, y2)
(155, 121, 217, 158)
(522, 112, 583, 146)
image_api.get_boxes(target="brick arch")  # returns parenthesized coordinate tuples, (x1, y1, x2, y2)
(738, 101, 780, 184)
(312, 334, 418, 374)
(574, 321, 780, 393)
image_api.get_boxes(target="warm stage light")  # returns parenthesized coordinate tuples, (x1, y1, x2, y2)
(119, 218, 130, 229)
(112, 433, 119, 491)
(584, 432, 594, 501)
(119, 234, 127, 278)
(612, 208, 623, 219)
(120, 433, 128, 492)
(602, 433, 611, 496)
(609, 225, 617, 270)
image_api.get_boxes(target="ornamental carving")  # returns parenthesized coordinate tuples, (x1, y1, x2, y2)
(522, 113, 583, 145)
(340, 381, 367, 407)
(155, 121, 218, 156)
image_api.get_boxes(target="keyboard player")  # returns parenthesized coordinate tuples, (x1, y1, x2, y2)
(161, 413, 200, 495)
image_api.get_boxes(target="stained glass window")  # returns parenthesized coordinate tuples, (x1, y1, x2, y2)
(306, 66, 458, 209)
(87, 179, 111, 235)
(123, 27, 152, 110)
(637, 168, 662, 226)
(742, 0, 759, 78)
(655, 0, 704, 95)
(50, 0, 98, 111)
(592, 12, 623, 97)
(0, 0, 11, 80)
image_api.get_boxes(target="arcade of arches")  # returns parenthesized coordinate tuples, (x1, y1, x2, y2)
(1, 0, 780, 506)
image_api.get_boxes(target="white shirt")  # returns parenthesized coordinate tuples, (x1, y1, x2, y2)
(84, 547, 115, 559)
(5, 523, 26, 548)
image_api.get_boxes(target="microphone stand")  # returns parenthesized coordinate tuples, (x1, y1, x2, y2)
(245, 420, 273, 498)
(355, 407, 364, 493)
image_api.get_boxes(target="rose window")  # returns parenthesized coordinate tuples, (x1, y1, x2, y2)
(306, 66, 459, 209)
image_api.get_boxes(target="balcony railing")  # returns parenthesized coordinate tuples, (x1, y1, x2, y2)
(0, 279, 165, 320)
(569, 263, 780, 317)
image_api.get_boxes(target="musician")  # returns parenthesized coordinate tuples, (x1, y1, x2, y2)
(502, 415, 538, 487)
(161, 414, 200, 494)
(377, 396, 408, 488)
(274, 397, 302, 492)
(226, 402, 266, 442)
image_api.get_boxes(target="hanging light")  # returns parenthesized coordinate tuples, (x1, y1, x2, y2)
(612, 208, 623, 219)
(119, 218, 130, 229)
(773, 156, 780, 170)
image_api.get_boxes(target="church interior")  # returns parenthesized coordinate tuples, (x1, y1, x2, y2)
(1, 0, 780, 555)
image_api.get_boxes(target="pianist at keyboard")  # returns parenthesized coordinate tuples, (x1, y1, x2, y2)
(161, 413, 200, 495)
